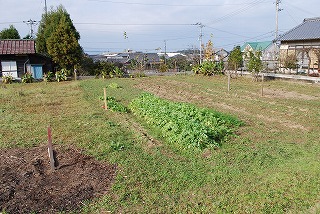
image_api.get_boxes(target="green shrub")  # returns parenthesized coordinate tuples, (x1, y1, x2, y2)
(21, 72, 34, 83)
(192, 61, 224, 76)
(95, 61, 116, 78)
(112, 67, 124, 78)
(99, 96, 128, 113)
(2, 75, 13, 84)
(132, 72, 146, 78)
(43, 71, 54, 82)
(108, 82, 121, 89)
(159, 63, 168, 72)
(55, 69, 69, 82)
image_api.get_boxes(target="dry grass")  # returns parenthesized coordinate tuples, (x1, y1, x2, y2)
(1, 76, 320, 213)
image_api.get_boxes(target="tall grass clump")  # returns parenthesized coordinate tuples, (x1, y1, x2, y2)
(129, 93, 242, 149)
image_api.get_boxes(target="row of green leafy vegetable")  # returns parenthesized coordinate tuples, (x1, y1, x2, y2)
(129, 93, 242, 149)
(100, 91, 243, 149)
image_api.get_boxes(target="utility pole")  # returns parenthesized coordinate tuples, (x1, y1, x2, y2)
(164, 40, 167, 64)
(195, 23, 204, 64)
(45, 0, 48, 16)
(274, 0, 282, 72)
(275, 0, 282, 40)
(24, 19, 38, 39)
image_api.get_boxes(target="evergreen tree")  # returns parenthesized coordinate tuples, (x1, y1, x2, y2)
(228, 46, 243, 70)
(247, 50, 263, 73)
(36, 5, 82, 69)
(47, 15, 82, 69)
(0, 25, 20, 39)
(247, 50, 263, 81)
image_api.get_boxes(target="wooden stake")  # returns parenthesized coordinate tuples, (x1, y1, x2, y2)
(261, 74, 264, 97)
(47, 126, 55, 171)
(228, 73, 231, 92)
(74, 66, 77, 81)
(103, 88, 107, 110)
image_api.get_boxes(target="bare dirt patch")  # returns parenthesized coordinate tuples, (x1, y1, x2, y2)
(263, 88, 318, 100)
(0, 145, 117, 214)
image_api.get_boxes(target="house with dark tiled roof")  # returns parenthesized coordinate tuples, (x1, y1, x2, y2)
(278, 17, 320, 72)
(0, 39, 52, 79)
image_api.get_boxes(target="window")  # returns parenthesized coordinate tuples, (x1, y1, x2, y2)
(1, 61, 18, 78)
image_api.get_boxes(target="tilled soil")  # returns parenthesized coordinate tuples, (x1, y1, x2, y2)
(0, 145, 117, 214)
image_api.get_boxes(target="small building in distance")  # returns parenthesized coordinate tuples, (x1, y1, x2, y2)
(241, 41, 277, 71)
(0, 39, 52, 79)
(91, 51, 161, 70)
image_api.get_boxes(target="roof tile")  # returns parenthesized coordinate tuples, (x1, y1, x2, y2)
(0, 40, 36, 55)
(278, 17, 320, 41)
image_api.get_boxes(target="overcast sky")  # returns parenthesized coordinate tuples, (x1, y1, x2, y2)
(1, 0, 319, 54)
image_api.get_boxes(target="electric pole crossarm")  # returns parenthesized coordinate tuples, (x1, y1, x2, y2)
(194, 22, 204, 64)
(275, 0, 283, 40)
(24, 19, 38, 39)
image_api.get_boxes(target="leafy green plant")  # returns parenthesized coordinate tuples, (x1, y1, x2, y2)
(55, 69, 69, 82)
(192, 61, 224, 76)
(2, 75, 13, 84)
(95, 61, 115, 78)
(112, 67, 124, 78)
(110, 141, 125, 151)
(99, 96, 128, 113)
(130, 93, 242, 149)
(107, 97, 128, 113)
(21, 72, 34, 83)
(108, 82, 121, 89)
(133, 72, 146, 78)
(43, 71, 54, 82)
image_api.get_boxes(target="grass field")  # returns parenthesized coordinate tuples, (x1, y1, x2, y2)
(1, 75, 320, 213)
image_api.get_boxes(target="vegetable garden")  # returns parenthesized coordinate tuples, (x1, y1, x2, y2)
(1, 75, 320, 213)
(129, 93, 242, 149)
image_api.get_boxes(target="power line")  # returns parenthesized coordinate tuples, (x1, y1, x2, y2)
(216, 30, 275, 49)
(87, 0, 270, 7)
(283, 6, 298, 25)
(0, 21, 23, 25)
(205, 26, 251, 39)
(81, 35, 198, 44)
(75, 22, 193, 26)
(283, 1, 318, 17)
(206, 0, 271, 25)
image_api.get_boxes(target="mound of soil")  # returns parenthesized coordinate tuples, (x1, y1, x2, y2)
(0, 145, 117, 214)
